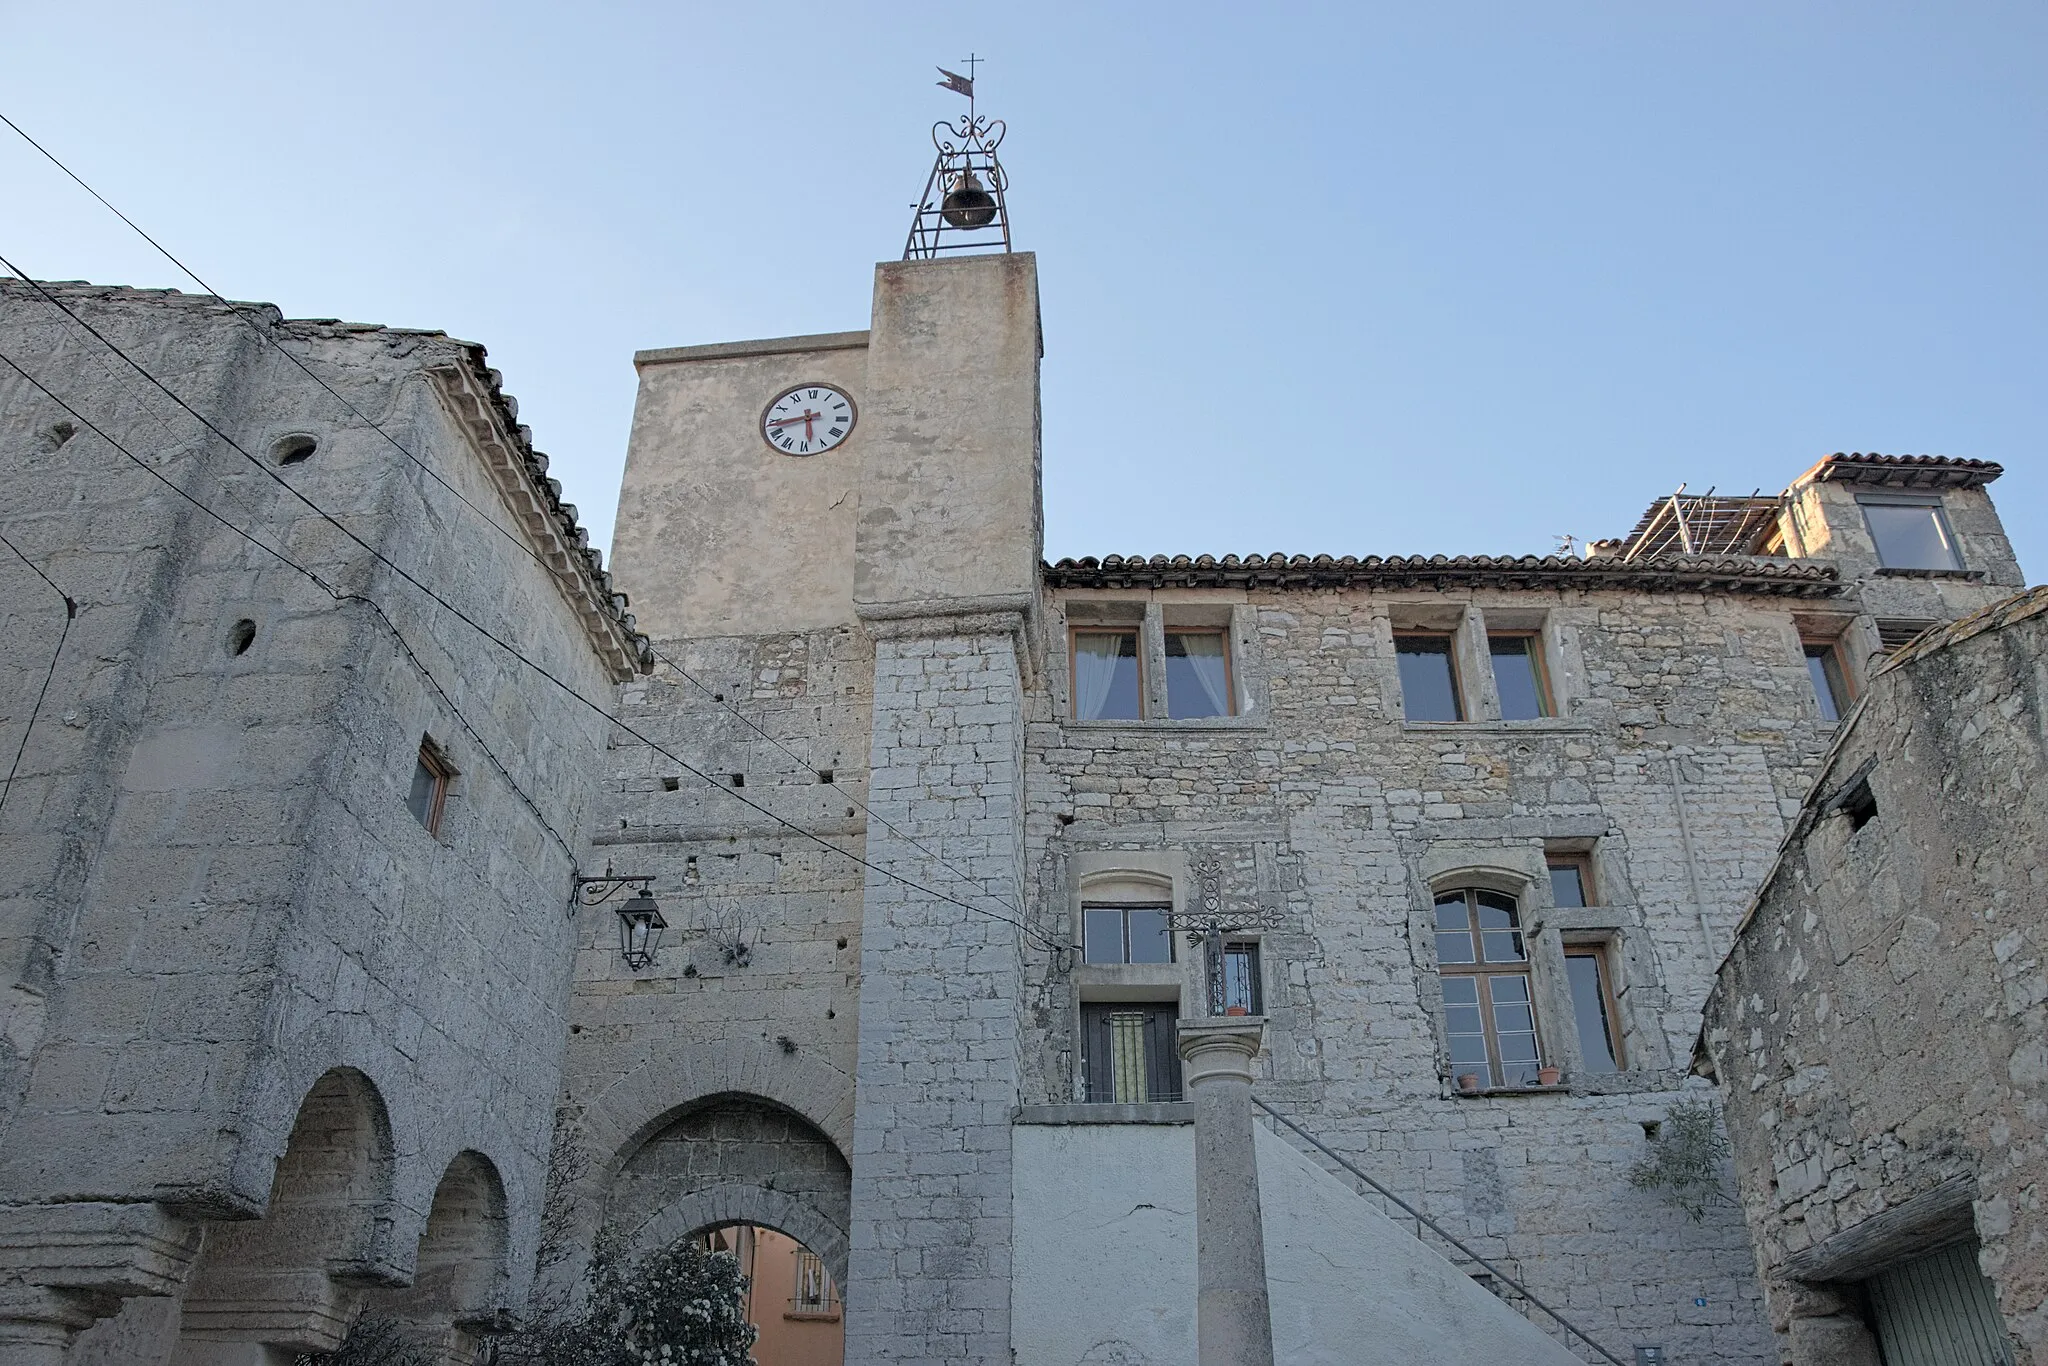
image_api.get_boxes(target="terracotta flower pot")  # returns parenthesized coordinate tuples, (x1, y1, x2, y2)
(1224, 1005, 1249, 1017)
(1537, 1066, 1562, 1086)
(1455, 1073, 1483, 1093)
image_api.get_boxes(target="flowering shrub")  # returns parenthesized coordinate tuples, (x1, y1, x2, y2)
(491, 1236, 757, 1366)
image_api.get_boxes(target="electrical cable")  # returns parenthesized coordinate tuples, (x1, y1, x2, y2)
(0, 126, 1050, 942)
(0, 349, 577, 866)
(0, 335, 1057, 952)
(0, 530, 76, 820)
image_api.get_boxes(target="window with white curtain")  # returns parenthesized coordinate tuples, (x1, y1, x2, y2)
(1068, 616, 1238, 720)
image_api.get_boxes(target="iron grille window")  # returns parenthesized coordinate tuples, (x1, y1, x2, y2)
(790, 1248, 838, 1315)
(1081, 1002, 1183, 1103)
(1222, 941, 1261, 1014)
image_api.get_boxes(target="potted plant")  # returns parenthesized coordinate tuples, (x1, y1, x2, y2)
(1224, 1005, 1249, 1017)
(1455, 1072, 1483, 1094)
(1537, 1065, 1562, 1086)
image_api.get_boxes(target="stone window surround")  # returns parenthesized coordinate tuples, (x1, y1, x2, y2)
(1065, 850, 1275, 1106)
(1415, 840, 1661, 1092)
(1380, 600, 1588, 729)
(1056, 597, 1265, 728)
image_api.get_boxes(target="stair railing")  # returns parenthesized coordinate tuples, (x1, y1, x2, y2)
(1252, 1097, 1628, 1366)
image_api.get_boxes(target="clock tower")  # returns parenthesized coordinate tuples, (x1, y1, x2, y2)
(608, 232, 1042, 1364)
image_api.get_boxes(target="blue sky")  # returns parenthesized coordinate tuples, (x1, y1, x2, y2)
(3, 2, 2042, 572)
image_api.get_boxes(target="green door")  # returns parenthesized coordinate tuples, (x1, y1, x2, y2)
(1868, 1241, 2012, 1366)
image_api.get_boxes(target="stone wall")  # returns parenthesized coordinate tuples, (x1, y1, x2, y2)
(1702, 588, 2048, 1366)
(0, 281, 628, 1358)
(1020, 577, 1942, 1366)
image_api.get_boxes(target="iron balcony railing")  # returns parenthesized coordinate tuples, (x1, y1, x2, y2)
(1252, 1097, 1627, 1366)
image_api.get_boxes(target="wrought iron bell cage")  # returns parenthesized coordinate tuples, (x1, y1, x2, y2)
(904, 113, 1012, 260)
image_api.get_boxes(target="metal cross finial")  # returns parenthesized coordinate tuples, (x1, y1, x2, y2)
(959, 53, 983, 120)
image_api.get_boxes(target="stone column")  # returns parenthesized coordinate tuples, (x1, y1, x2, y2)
(1176, 1017, 1275, 1366)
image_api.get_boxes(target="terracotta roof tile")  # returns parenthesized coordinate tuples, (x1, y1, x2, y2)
(1043, 552, 1842, 596)
(1803, 452, 2002, 489)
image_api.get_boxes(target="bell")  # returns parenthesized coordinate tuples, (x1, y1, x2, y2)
(940, 169, 998, 229)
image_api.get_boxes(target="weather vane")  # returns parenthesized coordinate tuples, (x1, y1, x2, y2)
(905, 55, 1011, 260)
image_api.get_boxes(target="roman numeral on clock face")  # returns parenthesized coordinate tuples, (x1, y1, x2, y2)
(762, 383, 856, 456)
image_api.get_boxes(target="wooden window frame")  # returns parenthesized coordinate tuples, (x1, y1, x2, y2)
(1161, 626, 1237, 719)
(1068, 624, 1146, 720)
(1434, 888, 1543, 1088)
(1801, 637, 1853, 722)
(1487, 631, 1556, 719)
(409, 736, 454, 838)
(1563, 940, 1627, 1072)
(1394, 631, 1465, 723)
(1545, 851, 1596, 909)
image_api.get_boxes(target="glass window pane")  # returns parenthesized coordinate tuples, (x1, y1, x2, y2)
(1396, 637, 1463, 722)
(1434, 896, 1470, 930)
(1549, 862, 1586, 908)
(1165, 631, 1232, 718)
(1862, 503, 1961, 571)
(1568, 953, 1621, 1073)
(1073, 631, 1143, 720)
(406, 758, 439, 828)
(1449, 1036, 1492, 1066)
(1436, 932, 1476, 964)
(1481, 931, 1526, 963)
(1475, 891, 1519, 927)
(1445, 1004, 1484, 1034)
(1084, 908, 1127, 964)
(1127, 909, 1173, 964)
(1493, 1002, 1535, 1034)
(1223, 943, 1259, 1012)
(1440, 976, 1479, 1005)
(1489, 635, 1551, 720)
(1487, 975, 1529, 1003)
(1810, 651, 1843, 724)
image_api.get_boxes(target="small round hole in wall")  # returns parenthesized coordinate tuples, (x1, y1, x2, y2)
(272, 434, 318, 466)
(227, 619, 257, 656)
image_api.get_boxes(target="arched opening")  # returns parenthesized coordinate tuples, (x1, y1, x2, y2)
(361, 1149, 510, 1364)
(608, 1093, 851, 1291)
(698, 1223, 843, 1366)
(173, 1067, 394, 1359)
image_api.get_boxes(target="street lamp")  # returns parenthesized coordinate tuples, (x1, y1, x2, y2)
(574, 865, 666, 971)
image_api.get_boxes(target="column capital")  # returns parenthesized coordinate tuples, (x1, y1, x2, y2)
(1176, 1017, 1266, 1088)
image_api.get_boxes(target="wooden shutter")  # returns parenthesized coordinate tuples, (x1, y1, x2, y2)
(1081, 1003, 1185, 1102)
(1868, 1241, 2013, 1366)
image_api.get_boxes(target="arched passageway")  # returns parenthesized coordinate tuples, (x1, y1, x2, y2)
(699, 1223, 843, 1366)
(362, 1149, 510, 1365)
(171, 1067, 394, 1361)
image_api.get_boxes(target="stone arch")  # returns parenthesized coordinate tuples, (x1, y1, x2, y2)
(174, 1066, 397, 1357)
(628, 1182, 849, 1291)
(562, 1035, 852, 1234)
(364, 1150, 511, 1366)
(599, 1093, 852, 1297)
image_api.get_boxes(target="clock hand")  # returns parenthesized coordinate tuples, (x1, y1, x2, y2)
(767, 411, 821, 427)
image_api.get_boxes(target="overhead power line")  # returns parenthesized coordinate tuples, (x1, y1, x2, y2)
(0, 110, 1046, 944)
(0, 530, 76, 820)
(0, 318, 1053, 953)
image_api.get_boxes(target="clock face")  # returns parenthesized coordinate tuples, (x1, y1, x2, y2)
(761, 384, 856, 456)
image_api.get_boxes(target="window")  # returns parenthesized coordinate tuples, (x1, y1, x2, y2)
(1221, 941, 1261, 1014)
(1488, 634, 1554, 720)
(1434, 889, 1542, 1087)
(1803, 640, 1851, 722)
(1083, 904, 1174, 964)
(1547, 853, 1594, 908)
(1071, 629, 1142, 720)
(1070, 622, 1238, 720)
(1164, 630, 1233, 718)
(790, 1247, 839, 1316)
(1860, 499, 1963, 571)
(1081, 1002, 1183, 1102)
(1564, 946, 1624, 1073)
(1396, 634, 1463, 722)
(406, 736, 453, 836)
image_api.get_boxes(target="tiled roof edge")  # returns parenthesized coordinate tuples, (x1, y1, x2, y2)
(1875, 583, 2048, 676)
(1805, 452, 2003, 489)
(1043, 552, 1843, 596)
